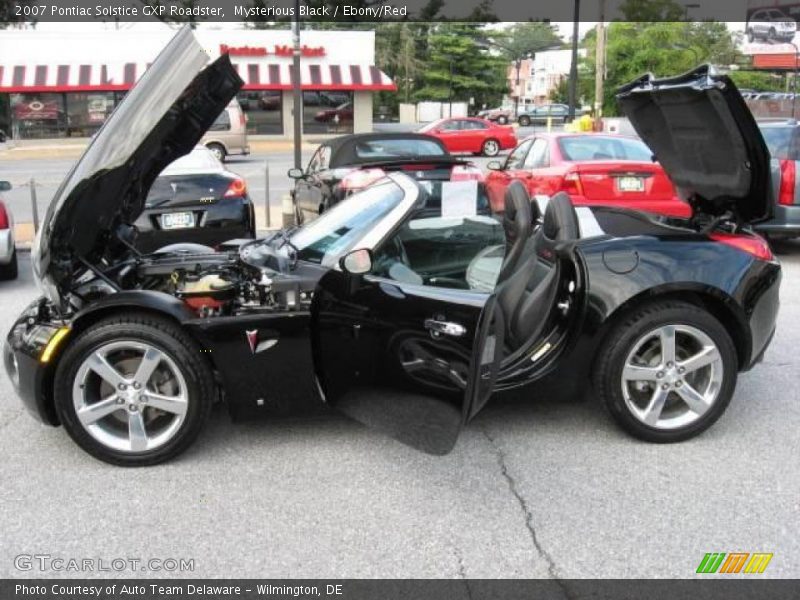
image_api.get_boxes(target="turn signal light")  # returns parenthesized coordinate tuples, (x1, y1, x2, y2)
(710, 232, 774, 261)
(561, 171, 584, 196)
(40, 327, 70, 364)
(224, 178, 247, 198)
(0, 203, 8, 230)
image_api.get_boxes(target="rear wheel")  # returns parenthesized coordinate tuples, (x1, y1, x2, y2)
(594, 301, 737, 443)
(482, 139, 500, 157)
(54, 313, 214, 466)
(206, 142, 226, 162)
(497, 115, 509, 125)
(518, 115, 531, 127)
(0, 249, 18, 280)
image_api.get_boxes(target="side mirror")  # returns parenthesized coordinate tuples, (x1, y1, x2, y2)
(287, 168, 304, 179)
(340, 248, 373, 275)
(0, 181, 11, 192)
(487, 161, 503, 171)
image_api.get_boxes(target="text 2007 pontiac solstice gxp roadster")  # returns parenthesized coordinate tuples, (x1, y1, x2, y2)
(4, 29, 781, 465)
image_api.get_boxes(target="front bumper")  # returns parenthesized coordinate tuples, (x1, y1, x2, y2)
(4, 300, 64, 425)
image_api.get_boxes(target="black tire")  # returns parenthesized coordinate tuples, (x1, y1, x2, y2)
(747, 28, 754, 43)
(518, 115, 531, 127)
(206, 142, 226, 162)
(0, 249, 18, 280)
(481, 138, 500, 157)
(593, 301, 738, 443)
(54, 313, 214, 466)
(497, 115, 509, 125)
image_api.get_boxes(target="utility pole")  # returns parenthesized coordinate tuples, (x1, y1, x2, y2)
(594, 0, 606, 120)
(292, 0, 302, 172)
(568, 0, 581, 122)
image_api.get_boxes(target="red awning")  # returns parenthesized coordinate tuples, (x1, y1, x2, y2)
(0, 61, 395, 93)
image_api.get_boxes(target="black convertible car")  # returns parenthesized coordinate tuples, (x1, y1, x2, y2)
(3, 30, 781, 466)
(289, 132, 483, 224)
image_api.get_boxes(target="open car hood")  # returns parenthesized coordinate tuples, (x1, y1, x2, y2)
(616, 66, 771, 224)
(33, 27, 242, 304)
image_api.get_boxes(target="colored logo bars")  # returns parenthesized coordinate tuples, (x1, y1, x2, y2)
(696, 552, 773, 574)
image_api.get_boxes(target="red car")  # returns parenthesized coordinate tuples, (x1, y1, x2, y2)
(484, 132, 691, 218)
(314, 102, 353, 124)
(418, 117, 517, 157)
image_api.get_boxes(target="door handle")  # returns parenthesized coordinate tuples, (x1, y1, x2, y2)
(424, 319, 467, 338)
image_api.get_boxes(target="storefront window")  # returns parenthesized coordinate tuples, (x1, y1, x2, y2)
(0, 94, 10, 140)
(65, 92, 117, 137)
(303, 91, 353, 134)
(10, 93, 67, 139)
(236, 91, 282, 135)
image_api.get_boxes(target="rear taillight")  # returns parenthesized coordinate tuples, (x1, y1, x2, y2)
(561, 171, 584, 196)
(710, 232, 774, 261)
(0, 203, 8, 230)
(239, 112, 247, 127)
(338, 168, 385, 192)
(224, 178, 247, 198)
(779, 159, 796, 206)
(450, 165, 484, 182)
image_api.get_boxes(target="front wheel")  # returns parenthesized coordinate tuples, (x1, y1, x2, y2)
(54, 313, 214, 466)
(206, 142, 226, 162)
(593, 301, 737, 443)
(518, 115, 531, 127)
(481, 139, 500, 157)
(497, 115, 509, 125)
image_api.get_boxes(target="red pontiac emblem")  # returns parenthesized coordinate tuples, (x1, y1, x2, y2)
(246, 330, 258, 354)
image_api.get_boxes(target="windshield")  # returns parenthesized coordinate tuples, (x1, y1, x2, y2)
(291, 180, 405, 266)
(558, 136, 653, 161)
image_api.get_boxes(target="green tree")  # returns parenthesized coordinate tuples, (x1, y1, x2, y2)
(488, 21, 563, 60)
(618, 0, 685, 21)
(413, 23, 508, 108)
(583, 21, 738, 115)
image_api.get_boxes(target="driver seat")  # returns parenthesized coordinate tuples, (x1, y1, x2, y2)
(497, 191, 579, 352)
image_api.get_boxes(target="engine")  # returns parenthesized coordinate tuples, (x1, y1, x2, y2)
(98, 241, 324, 318)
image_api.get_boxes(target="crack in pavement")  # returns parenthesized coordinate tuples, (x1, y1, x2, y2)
(482, 426, 575, 600)
(451, 545, 474, 600)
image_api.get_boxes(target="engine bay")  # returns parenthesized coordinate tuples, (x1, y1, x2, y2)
(74, 235, 326, 318)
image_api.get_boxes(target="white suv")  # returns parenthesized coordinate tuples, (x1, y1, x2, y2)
(747, 9, 797, 43)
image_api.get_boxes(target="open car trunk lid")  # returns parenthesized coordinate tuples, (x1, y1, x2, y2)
(616, 65, 772, 224)
(33, 26, 243, 306)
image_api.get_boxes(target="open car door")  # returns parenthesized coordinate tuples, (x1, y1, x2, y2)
(311, 262, 504, 455)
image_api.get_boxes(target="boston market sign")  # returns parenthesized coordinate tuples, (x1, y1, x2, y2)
(219, 44, 326, 58)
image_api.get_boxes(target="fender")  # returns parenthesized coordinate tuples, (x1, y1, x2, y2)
(71, 290, 197, 330)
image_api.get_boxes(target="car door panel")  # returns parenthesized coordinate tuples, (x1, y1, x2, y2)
(312, 270, 501, 454)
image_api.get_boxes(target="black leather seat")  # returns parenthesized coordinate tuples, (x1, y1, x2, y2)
(496, 181, 538, 285)
(498, 191, 579, 352)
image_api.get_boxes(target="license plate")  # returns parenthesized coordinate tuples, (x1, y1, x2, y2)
(617, 176, 645, 192)
(161, 212, 195, 230)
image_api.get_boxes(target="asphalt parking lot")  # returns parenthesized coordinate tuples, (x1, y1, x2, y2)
(0, 248, 799, 579)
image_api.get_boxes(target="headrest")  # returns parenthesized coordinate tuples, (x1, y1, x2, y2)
(503, 181, 533, 244)
(543, 192, 579, 241)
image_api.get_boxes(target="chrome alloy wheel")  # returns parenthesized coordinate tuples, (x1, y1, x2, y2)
(483, 140, 500, 156)
(72, 341, 189, 453)
(620, 324, 724, 430)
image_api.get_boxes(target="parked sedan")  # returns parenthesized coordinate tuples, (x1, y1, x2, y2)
(485, 133, 691, 218)
(418, 117, 517, 157)
(0, 181, 17, 280)
(1, 33, 781, 468)
(289, 132, 483, 223)
(314, 101, 353, 124)
(134, 145, 255, 252)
